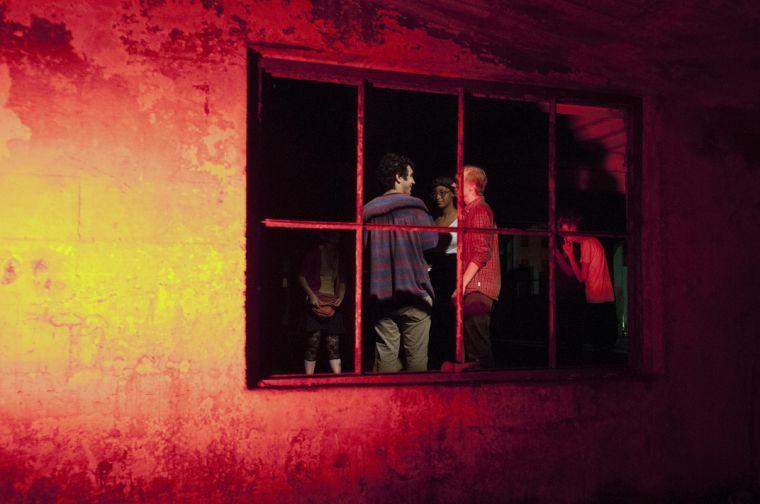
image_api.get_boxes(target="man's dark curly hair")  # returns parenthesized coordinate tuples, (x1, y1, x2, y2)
(376, 153, 414, 192)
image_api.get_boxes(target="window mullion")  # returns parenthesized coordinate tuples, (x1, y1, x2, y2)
(625, 103, 639, 370)
(548, 97, 557, 369)
(455, 88, 465, 364)
(354, 80, 366, 374)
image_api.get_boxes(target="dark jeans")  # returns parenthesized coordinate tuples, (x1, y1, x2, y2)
(463, 293, 495, 369)
(584, 302, 618, 354)
(428, 253, 457, 370)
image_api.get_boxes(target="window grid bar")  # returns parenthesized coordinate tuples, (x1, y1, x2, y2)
(625, 103, 639, 369)
(258, 366, 639, 388)
(548, 98, 558, 369)
(262, 219, 629, 240)
(354, 80, 366, 374)
(455, 88, 465, 363)
(262, 220, 359, 230)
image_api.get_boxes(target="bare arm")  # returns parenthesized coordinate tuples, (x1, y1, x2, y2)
(298, 275, 320, 306)
(462, 261, 480, 291)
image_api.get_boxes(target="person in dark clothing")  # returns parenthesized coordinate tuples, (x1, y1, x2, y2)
(427, 175, 458, 370)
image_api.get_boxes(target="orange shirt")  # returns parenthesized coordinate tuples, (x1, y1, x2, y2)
(580, 237, 614, 303)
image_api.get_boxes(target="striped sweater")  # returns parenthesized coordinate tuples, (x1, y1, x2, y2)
(363, 193, 437, 302)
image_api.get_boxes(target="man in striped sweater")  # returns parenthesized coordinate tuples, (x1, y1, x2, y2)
(364, 153, 438, 372)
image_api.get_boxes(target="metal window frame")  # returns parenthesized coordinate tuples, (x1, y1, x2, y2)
(247, 52, 641, 388)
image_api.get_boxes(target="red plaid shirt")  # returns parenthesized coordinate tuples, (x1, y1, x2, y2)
(461, 197, 501, 300)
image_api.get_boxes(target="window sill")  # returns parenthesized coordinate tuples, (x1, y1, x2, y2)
(255, 366, 652, 389)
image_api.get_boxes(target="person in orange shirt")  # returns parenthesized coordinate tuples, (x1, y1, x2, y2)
(559, 216, 617, 358)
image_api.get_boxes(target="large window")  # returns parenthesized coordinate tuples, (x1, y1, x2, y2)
(246, 53, 641, 387)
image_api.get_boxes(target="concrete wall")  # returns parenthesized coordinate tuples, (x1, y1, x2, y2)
(1, 1, 759, 501)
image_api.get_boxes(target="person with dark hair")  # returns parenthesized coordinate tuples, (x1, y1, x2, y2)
(427, 175, 458, 369)
(364, 153, 438, 372)
(458, 165, 501, 369)
(558, 215, 617, 359)
(297, 231, 346, 374)
(431, 175, 458, 229)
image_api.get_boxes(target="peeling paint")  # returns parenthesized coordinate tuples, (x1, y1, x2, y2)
(2, 258, 19, 284)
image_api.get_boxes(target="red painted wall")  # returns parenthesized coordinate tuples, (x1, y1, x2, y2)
(1, 1, 759, 501)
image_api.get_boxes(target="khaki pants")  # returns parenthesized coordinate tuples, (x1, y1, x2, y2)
(373, 298, 432, 372)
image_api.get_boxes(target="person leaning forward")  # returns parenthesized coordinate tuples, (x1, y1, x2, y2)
(364, 153, 438, 372)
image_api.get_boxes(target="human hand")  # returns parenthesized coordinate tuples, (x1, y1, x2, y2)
(308, 293, 320, 307)
(562, 241, 573, 257)
(450, 289, 459, 303)
(333, 297, 343, 307)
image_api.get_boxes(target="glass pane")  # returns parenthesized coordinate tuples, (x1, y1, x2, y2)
(557, 104, 628, 233)
(361, 227, 449, 373)
(555, 235, 628, 367)
(364, 88, 457, 207)
(258, 228, 356, 376)
(465, 97, 549, 229)
(258, 76, 357, 221)
(489, 234, 549, 368)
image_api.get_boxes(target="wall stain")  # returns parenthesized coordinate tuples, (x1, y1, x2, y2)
(2, 257, 18, 284)
(95, 460, 112, 487)
(692, 106, 760, 172)
(32, 259, 48, 275)
(390, 10, 571, 74)
(0, 6, 87, 76)
(193, 83, 210, 115)
(33, 310, 109, 380)
(309, 0, 385, 46)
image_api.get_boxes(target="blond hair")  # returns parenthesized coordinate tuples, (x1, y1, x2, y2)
(463, 165, 487, 194)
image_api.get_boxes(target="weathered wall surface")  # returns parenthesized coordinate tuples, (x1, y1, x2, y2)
(1, 1, 759, 501)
